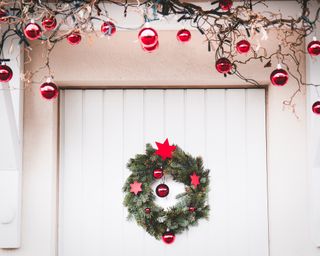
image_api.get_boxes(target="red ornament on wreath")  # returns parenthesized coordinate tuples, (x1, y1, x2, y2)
(0, 65, 13, 82)
(153, 169, 164, 179)
(190, 172, 200, 188)
(130, 181, 142, 195)
(162, 231, 175, 244)
(155, 138, 176, 160)
(219, 0, 233, 11)
(0, 9, 8, 22)
(177, 29, 191, 42)
(236, 40, 251, 54)
(189, 206, 197, 212)
(216, 57, 232, 74)
(145, 208, 151, 214)
(142, 41, 159, 53)
(138, 27, 158, 47)
(270, 65, 289, 86)
(24, 21, 42, 40)
(40, 79, 59, 100)
(312, 101, 320, 115)
(42, 16, 57, 31)
(67, 32, 82, 45)
(308, 37, 320, 56)
(156, 184, 169, 197)
(101, 21, 116, 36)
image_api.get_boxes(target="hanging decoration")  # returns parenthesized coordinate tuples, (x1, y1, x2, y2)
(123, 138, 210, 243)
(177, 29, 191, 43)
(40, 78, 59, 100)
(0, 64, 13, 82)
(42, 16, 57, 31)
(236, 40, 251, 54)
(270, 65, 289, 86)
(138, 27, 159, 49)
(24, 21, 42, 40)
(67, 32, 82, 45)
(216, 57, 232, 74)
(101, 21, 116, 36)
(308, 38, 320, 56)
(312, 101, 320, 115)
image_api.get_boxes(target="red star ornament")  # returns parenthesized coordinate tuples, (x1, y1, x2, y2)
(155, 138, 176, 160)
(190, 172, 200, 188)
(130, 181, 142, 195)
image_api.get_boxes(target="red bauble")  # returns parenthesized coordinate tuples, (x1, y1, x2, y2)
(67, 32, 82, 45)
(219, 0, 233, 11)
(145, 208, 151, 214)
(177, 29, 191, 42)
(101, 21, 116, 36)
(156, 184, 169, 198)
(189, 207, 197, 212)
(42, 16, 57, 31)
(308, 40, 320, 56)
(24, 22, 42, 40)
(162, 231, 175, 244)
(138, 27, 158, 47)
(0, 65, 13, 82)
(40, 82, 59, 100)
(142, 41, 159, 52)
(215, 57, 232, 74)
(0, 9, 8, 22)
(153, 169, 164, 179)
(236, 40, 251, 54)
(270, 68, 289, 86)
(312, 101, 320, 115)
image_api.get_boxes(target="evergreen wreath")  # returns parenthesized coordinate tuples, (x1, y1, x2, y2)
(123, 139, 210, 244)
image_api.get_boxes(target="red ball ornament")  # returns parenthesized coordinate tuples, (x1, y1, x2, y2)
(156, 184, 169, 198)
(153, 169, 164, 179)
(40, 81, 59, 100)
(138, 27, 158, 47)
(270, 66, 289, 86)
(236, 40, 251, 54)
(189, 207, 197, 212)
(42, 16, 57, 31)
(145, 208, 151, 214)
(162, 231, 175, 244)
(219, 0, 233, 11)
(0, 9, 8, 22)
(67, 32, 82, 45)
(308, 38, 320, 56)
(101, 21, 116, 36)
(312, 101, 320, 115)
(24, 22, 42, 40)
(0, 65, 13, 82)
(177, 29, 191, 43)
(215, 57, 232, 74)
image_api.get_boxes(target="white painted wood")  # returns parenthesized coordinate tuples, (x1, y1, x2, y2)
(59, 89, 268, 256)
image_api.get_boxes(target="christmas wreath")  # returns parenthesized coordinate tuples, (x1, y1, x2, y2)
(123, 138, 210, 244)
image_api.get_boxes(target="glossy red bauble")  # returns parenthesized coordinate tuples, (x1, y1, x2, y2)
(138, 27, 158, 47)
(308, 40, 320, 56)
(0, 65, 13, 82)
(270, 68, 289, 86)
(40, 82, 59, 100)
(162, 231, 175, 244)
(145, 208, 151, 214)
(67, 32, 82, 45)
(215, 57, 232, 74)
(312, 101, 320, 115)
(189, 207, 197, 212)
(236, 40, 251, 54)
(177, 29, 191, 42)
(24, 22, 42, 40)
(219, 0, 233, 11)
(156, 184, 169, 198)
(101, 21, 116, 36)
(42, 16, 57, 31)
(0, 9, 8, 22)
(153, 169, 164, 179)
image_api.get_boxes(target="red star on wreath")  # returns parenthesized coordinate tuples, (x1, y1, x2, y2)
(190, 172, 200, 188)
(130, 181, 142, 195)
(155, 138, 176, 160)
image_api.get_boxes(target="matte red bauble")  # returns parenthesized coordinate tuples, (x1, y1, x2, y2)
(215, 57, 232, 74)
(138, 27, 158, 47)
(142, 41, 159, 52)
(162, 231, 175, 244)
(67, 32, 82, 45)
(312, 101, 320, 115)
(42, 16, 57, 31)
(145, 208, 151, 214)
(236, 40, 251, 54)
(40, 82, 59, 100)
(177, 29, 191, 42)
(24, 22, 42, 40)
(156, 184, 169, 197)
(219, 0, 233, 11)
(101, 21, 116, 36)
(0, 9, 8, 22)
(0, 65, 13, 82)
(189, 207, 196, 212)
(153, 169, 164, 179)
(270, 68, 289, 86)
(308, 40, 320, 56)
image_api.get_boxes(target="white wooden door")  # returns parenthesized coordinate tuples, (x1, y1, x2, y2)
(59, 89, 268, 256)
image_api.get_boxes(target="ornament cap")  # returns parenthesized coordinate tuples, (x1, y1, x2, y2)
(277, 63, 282, 69)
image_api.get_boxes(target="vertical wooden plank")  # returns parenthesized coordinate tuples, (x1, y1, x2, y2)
(59, 90, 84, 256)
(103, 90, 124, 256)
(82, 90, 104, 255)
(122, 90, 145, 255)
(246, 89, 269, 256)
(226, 89, 247, 256)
